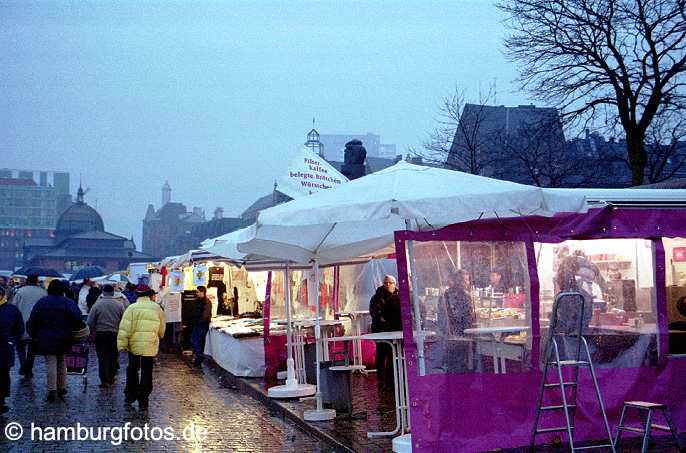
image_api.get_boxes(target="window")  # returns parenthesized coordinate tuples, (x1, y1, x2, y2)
(407, 240, 531, 375)
(536, 239, 658, 368)
(662, 238, 686, 355)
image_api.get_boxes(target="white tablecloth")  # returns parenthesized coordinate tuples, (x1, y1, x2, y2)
(204, 327, 265, 377)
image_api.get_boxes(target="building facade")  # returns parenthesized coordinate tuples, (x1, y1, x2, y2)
(0, 169, 71, 270)
(142, 182, 249, 259)
(23, 185, 151, 273)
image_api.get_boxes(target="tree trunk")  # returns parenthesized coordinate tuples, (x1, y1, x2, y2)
(626, 131, 647, 186)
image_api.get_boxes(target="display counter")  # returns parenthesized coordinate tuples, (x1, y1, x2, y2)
(203, 316, 286, 378)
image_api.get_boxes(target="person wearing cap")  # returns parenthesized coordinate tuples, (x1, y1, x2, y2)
(10, 273, 46, 379)
(190, 286, 212, 367)
(0, 286, 24, 414)
(88, 284, 126, 388)
(117, 284, 165, 410)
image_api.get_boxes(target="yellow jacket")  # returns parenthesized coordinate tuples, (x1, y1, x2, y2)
(117, 297, 166, 357)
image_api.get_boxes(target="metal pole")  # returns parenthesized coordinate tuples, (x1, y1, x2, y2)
(313, 260, 323, 410)
(406, 239, 426, 376)
(284, 265, 295, 382)
(303, 259, 335, 420)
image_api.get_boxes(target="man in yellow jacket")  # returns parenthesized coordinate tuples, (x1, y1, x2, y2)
(117, 284, 165, 410)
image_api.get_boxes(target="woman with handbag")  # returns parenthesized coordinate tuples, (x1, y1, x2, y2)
(27, 280, 84, 402)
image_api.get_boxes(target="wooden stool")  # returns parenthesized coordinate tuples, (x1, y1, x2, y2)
(615, 401, 683, 452)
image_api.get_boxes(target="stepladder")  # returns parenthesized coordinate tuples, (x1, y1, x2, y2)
(531, 291, 616, 452)
(615, 401, 684, 453)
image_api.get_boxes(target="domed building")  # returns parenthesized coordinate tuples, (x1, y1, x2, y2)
(55, 186, 105, 236)
(24, 185, 152, 273)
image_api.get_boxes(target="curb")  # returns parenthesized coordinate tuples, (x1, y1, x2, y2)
(205, 359, 356, 453)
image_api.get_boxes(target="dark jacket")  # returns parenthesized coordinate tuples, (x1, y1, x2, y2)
(27, 295, 83, 356)
(122, 289, 137, 304)
(0, 304, 24, 368)
(369, 286, 402, 333)
(443, 286, 475, 336)
(86, 286, 103, 312)
(192, 297, 212, 325)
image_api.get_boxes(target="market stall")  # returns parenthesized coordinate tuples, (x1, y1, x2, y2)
(155, 247, 278, 377)
(395, 207, 686, 452)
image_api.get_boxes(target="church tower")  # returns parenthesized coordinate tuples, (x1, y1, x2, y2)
(161, 180, 171, 206)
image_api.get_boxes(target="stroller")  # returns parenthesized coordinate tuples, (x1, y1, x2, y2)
(65, 335, 90, 393)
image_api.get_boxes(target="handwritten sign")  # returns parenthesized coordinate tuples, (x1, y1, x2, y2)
(276, 147, 348, 198)
(161, 292, 182, 323)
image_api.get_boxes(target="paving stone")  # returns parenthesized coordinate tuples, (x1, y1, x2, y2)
(0, 348, 338, 452)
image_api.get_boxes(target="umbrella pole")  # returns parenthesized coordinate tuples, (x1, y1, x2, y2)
(268, 264, 315, 399)
(304, 259, 335, 421)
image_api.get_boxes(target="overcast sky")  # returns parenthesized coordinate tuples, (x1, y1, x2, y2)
(2, 0, 531, 248)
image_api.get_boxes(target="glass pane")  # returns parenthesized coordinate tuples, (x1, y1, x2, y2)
(663, 238, 686, 355)
(407, 240, 531, 376)
(286, 267, 335, 320)
(536, 239, 658, 368)
(337, 259, 398, 335)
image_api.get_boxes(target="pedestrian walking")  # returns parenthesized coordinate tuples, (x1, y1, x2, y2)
(122, 282, 138, 304)
(86, 283, 102, 313)
(190, 286, 212, 367)
(78, 279, 93, 317)
(87, 284, 125, 388)
(0, 286, 24, 414)
(27, 280, 83, 402)
(10, 273, 46, 379)
(112, 284, 130, 308)
(117, 284, 165, 410)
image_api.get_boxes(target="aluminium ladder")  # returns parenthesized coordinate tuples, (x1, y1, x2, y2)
(531, 291, 616, 452)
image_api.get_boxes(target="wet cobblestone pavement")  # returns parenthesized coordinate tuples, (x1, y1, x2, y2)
(0, 348, 339, 452)
(246, 371, 395, 453)
(3, 345, 682, 453)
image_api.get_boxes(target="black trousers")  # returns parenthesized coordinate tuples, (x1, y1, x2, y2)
(125, 354, 153, 403)
(0, 367, 9, 401)
(17, 339, 35, 375)
(375, 342, 394, 389)
(95, 332, 119, 384)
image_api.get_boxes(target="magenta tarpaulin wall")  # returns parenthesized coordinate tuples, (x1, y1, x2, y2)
(394, 208, 686, 452)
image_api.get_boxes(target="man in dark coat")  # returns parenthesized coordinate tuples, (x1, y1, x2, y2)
(27, 280, 83, 401)
(190, 286, 212, 367)
(0, 286, 24, 413)
(369, 275, 402, 391)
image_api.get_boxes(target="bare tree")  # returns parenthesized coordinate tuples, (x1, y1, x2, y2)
(645, 105, 686, 182)
(492, 119, 605, 187)
(499, 0, 686, 185)
(416, 85, 498, 174)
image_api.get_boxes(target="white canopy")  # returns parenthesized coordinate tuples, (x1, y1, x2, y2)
(238, 161, 588, 263)
(202, 225, 378, 270)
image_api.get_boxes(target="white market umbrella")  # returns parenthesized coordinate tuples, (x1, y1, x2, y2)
(104, 273, 130, 284)
(201, 226, 317, 399)
(238, 161, 590, 382)
(238, 161, 588, 263)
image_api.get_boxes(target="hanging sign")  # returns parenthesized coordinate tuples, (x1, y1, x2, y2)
(161, 292, 182, 323)
(276, 147, 348, 199)
(674, 247, 686, 262)
(169, 271, 184, 292)
(193, 264, 208, 286)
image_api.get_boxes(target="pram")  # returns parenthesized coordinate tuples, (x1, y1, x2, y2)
(64, 343, 89, 392)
